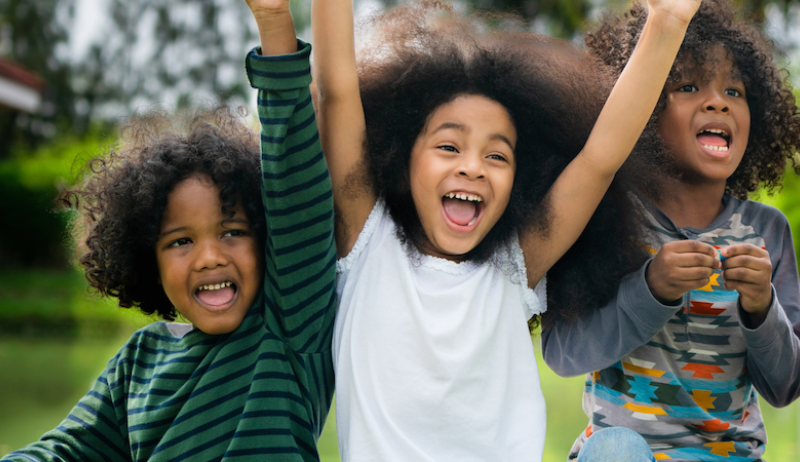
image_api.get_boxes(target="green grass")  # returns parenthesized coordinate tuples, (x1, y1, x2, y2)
(0, 269, 153, 336)
(1, 270, 798, 460)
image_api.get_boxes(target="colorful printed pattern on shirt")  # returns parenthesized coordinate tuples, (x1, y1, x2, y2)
(572, 211, 767, 461)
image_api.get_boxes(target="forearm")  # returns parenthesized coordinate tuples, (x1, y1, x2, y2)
(522, 7, 695, 281)
(542, 262, 679, 376)
(251, 7, 297, 56)
(310, 0, 373, 257)
(743, 293, 800, 407)
(580, 9, 690, 175)
(247, 43, 337, 352)
(1, 375, 127, 461)
(743, 218, 800, 406)
(311, 0, 359, 100)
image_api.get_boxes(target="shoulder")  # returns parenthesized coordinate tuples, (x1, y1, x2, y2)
(337, 200, 394, 274)
(112, 322, 208, 370)
(728, 196, 793, 258)
(732, 196, 788, 221)
(730, 196, 791, 235)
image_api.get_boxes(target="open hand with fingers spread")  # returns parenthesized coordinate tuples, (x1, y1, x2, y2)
(646, 240, 720, 304)
(720, 244, 773, 322)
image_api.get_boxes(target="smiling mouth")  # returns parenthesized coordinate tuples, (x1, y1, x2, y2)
(696, 128, 731, 153)
(195, 281, 237, 307)
(442, 192, 484, 227)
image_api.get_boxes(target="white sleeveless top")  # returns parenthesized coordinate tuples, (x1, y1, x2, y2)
(334, 202, 547, 462)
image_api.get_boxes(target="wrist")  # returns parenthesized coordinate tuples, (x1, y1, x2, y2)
(253, 9, 297, 57)
(644, 7, 692, 35)
(253, 7, 294, 33)
(741, 303, 769, 329)
(741, 293, 772, 315)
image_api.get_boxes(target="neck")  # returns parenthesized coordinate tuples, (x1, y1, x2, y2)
(654, 176, 727, 229)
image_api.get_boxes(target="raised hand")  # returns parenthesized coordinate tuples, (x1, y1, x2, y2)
(243, 0, 296, 56)
(720, 244, 773, 321)
(244, 0, 290, 15)
(646, 240, 720, 304)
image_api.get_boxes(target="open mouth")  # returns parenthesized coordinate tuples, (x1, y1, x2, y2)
(696, 128, 731, 153)
(442, 192, 484, 228)
(195, 281, 237, 307)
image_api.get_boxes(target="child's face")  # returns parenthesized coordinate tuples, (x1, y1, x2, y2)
(658, 53, 750, 187)
(155, 174, 262, 335)
(409, 94, 517, 261)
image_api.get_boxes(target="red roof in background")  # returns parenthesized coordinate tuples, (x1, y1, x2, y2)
(0, 58, 45, 92)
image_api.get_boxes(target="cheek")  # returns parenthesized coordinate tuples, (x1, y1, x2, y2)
(495, 172, 514, 214)
(240, 241, 264, 286)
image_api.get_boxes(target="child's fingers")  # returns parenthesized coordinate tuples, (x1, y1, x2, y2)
(719, 244, 768, 260)
(669, 239, 718, 257)
(722, 254, 771, 273)
(647, 240, 720, 302)
(721, 245, 771, 283)
(665, 250, 719, 271)
(719, 245, 772, 312)
(723, 266, 766, 285)
(659, 241, 719, 269)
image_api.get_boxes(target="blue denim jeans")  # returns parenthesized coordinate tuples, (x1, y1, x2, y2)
(577, 427, 656, 462)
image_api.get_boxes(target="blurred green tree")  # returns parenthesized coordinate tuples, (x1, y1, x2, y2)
(0, 0, 796, 145)
(0, 0, 77, 151)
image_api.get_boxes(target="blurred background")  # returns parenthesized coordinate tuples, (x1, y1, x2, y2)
(1, 0, 800, 460)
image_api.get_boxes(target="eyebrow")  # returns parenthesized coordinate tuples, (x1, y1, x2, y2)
(430, 122, 515, 150)
(221, 217, 251, 227)
(159, 226, 188, 239)
(159, 217, 251, 238)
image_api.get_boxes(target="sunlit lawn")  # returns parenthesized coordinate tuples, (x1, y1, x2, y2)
(1, 269, 798, 460)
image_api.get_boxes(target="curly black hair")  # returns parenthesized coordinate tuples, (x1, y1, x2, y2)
(544, 0, 800, 328)
(357, 1, 659, 328)
(585, 0, 800, 197)
(60, 107, 264, 320)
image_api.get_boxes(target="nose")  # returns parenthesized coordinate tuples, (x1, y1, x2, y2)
(193, 239, 230, 271)
(702, 88, 729, 114)
(457, 152, 485, 180)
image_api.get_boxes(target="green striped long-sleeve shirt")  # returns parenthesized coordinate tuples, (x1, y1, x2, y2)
(2, 41, 336, 462)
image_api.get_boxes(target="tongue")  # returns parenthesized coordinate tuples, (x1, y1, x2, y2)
(443, 197, 477, 226)
(197, 286, 235, 306)
(697, 133, 727, 147)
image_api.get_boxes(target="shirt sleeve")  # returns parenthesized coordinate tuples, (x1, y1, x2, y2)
(541, 260, 681, 377)
(740, 213, 800, 407)
(246, 40, 337, 354)
(0, 356, 130, 461)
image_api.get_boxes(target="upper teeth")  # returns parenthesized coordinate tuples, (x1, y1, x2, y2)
(445, 192, 482, 202)
(198, 282, 232, 291)
(699, 129, 728, 137)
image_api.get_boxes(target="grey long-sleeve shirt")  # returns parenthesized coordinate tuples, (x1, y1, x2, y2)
(542, 194, 800, 461)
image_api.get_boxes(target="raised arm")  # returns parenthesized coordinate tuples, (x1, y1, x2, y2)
(245, 2, 337, 354)
(311, 0, 375, 257)
(521, 0, 700, 286)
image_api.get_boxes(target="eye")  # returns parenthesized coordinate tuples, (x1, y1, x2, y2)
(169, 237, 192, 248)
(223, 229, 247, 238)
(487, 153, 509, 162)
(677, 84, 697, 93)
(438, 145, 458, 153)
(725, 88, 742, 97)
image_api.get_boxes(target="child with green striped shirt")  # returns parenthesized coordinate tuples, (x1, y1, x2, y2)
(2, 4, 335, 461)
